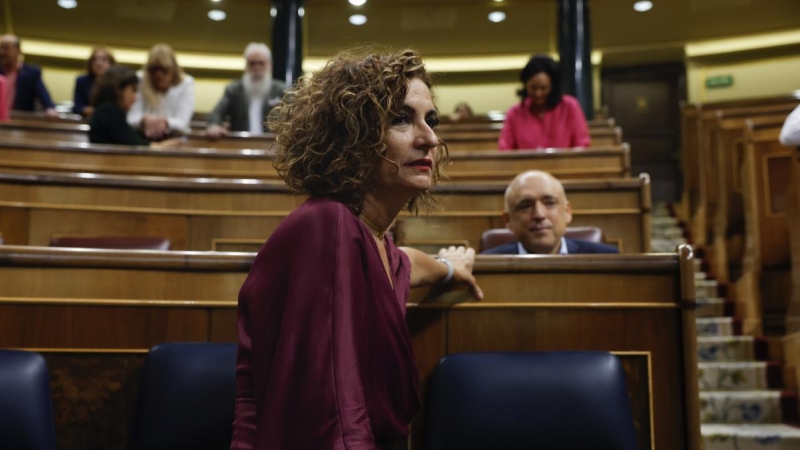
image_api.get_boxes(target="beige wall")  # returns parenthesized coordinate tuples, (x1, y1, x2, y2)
(686, 53, 800, 104)
(433, 82, 518, 116)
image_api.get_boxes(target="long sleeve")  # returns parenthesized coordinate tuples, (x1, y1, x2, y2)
(566, 97, 591, 148)
(166, 76, 195, 133)
(34, 70, 55, 109)
(90, 102, 149, 146)
(72, 76, 90, 115)
(780, 105, 800, 146)
(232, 198, 418, 450)
(498, 105, 519, 150)
(207, 84, 233, 126)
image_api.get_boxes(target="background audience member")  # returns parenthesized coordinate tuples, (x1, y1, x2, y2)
(482, 170, 617, 254)
(498, 55, 590, 150)
(450, 101, 474, 122)
(0, 75, 7, 121)
(231, 49, 481, 450)
(206, 43, 286, 139)
(127, 44, 194, 140)
(89, 65, 182, 149)
(0, 34, 58, 117)
(73, 46, 115, 117)
(780, 104, 800, 146)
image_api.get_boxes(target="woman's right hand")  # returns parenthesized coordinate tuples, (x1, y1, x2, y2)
(438, 246, 483, 300)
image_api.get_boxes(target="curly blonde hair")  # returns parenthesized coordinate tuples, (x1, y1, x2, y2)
(270, 48, 447, 214)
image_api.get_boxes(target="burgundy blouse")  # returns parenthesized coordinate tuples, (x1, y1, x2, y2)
(231, 197, 421, 450)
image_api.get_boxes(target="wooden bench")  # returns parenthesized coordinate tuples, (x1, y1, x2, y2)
(443, 126, 623, 152)
(733, 124, 795, 336)
(0, 245, 700, 450)
(0, 138, 631, 182)
(0, 171, 651, 253)
(785, 144, 800, 398)
(0, 120, 622, 152)
(709, 115, 788, 283)
(679, 98, 798, 246)
(0, 120, 277, 150)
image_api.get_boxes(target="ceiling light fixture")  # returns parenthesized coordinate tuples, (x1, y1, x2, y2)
(633, 1, 653, 12)
(211, 0, 222, 3)
(488, 11, 506, 23)
(349, 14, 367, 25)
(270, 7, 277, 17)
(208, 9, 227, 21)
(298, 6, 305, 17)
(349, 0, 367, 6)
(57, 0, 78, 9)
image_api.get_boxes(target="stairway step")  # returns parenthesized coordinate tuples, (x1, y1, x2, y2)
(698, 336, 769, 362)
(698, 362, 783, 391)
(700, 391, 786, 424)
(652, 216, 679, 226)
(652, 228, 685, 239)
(651, 238, 687, 253)
(697, 318, 741, 337)
(697, 279, 720, 299)
(702, 424, 800, 449)
(697, 298, 734, 318)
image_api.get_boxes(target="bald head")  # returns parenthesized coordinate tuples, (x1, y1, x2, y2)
(0, 34, 21, 70)
(504, 170, 567, 213)
(503, 170, 572, 254)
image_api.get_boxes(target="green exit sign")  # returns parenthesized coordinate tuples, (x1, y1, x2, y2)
(706, 75, 734, 89)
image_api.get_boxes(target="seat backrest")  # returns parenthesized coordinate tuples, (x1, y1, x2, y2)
(0, 350, 57, 450)
(49, 236, 171, 251)
(425, 351, 638, 450)
(128, 342, 237, 450)
(480, 226, 604, 252)
(565, 226, 604, 243)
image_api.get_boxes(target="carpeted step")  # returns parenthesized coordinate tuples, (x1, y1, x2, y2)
(697, 298, 734, 318)
(698, 336, 769, 362)
(702, 424, 800, 450)
(701, 392, 798, 424)
(697, 318, 742, 337)
(651, 238, 687, 253)
(651, 216, 680, 227)
(697, 278, 720, 299)
(652, 227, 685, 239)
(698, 362, 783, 391)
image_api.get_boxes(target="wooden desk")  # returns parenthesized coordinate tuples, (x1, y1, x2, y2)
(0, 120, 621, 152)
(0, 120, 276, 150)
(0, 139, 631, 181)
(442, 126, 623, 152)
(0, 246, 700, 450)
(0, 172, 651, 252)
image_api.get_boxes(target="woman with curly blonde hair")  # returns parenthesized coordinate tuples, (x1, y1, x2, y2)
(232, 49, 482, 450)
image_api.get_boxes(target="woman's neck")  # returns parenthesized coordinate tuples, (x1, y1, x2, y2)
(360, 191, 407, 235)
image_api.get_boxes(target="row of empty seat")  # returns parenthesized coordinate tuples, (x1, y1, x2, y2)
(0, 346, 638, 450)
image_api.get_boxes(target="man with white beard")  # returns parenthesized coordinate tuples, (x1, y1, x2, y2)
(206, 43, 286, 139)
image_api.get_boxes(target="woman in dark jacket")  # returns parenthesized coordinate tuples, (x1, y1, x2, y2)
(88, 65, 181, 148)
(73, 46, 115, 117)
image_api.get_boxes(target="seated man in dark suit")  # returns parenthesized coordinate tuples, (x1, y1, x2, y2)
(205, 42, 286, 139)
(0, 34, 57, 117)
(482, 170, 618, 255)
